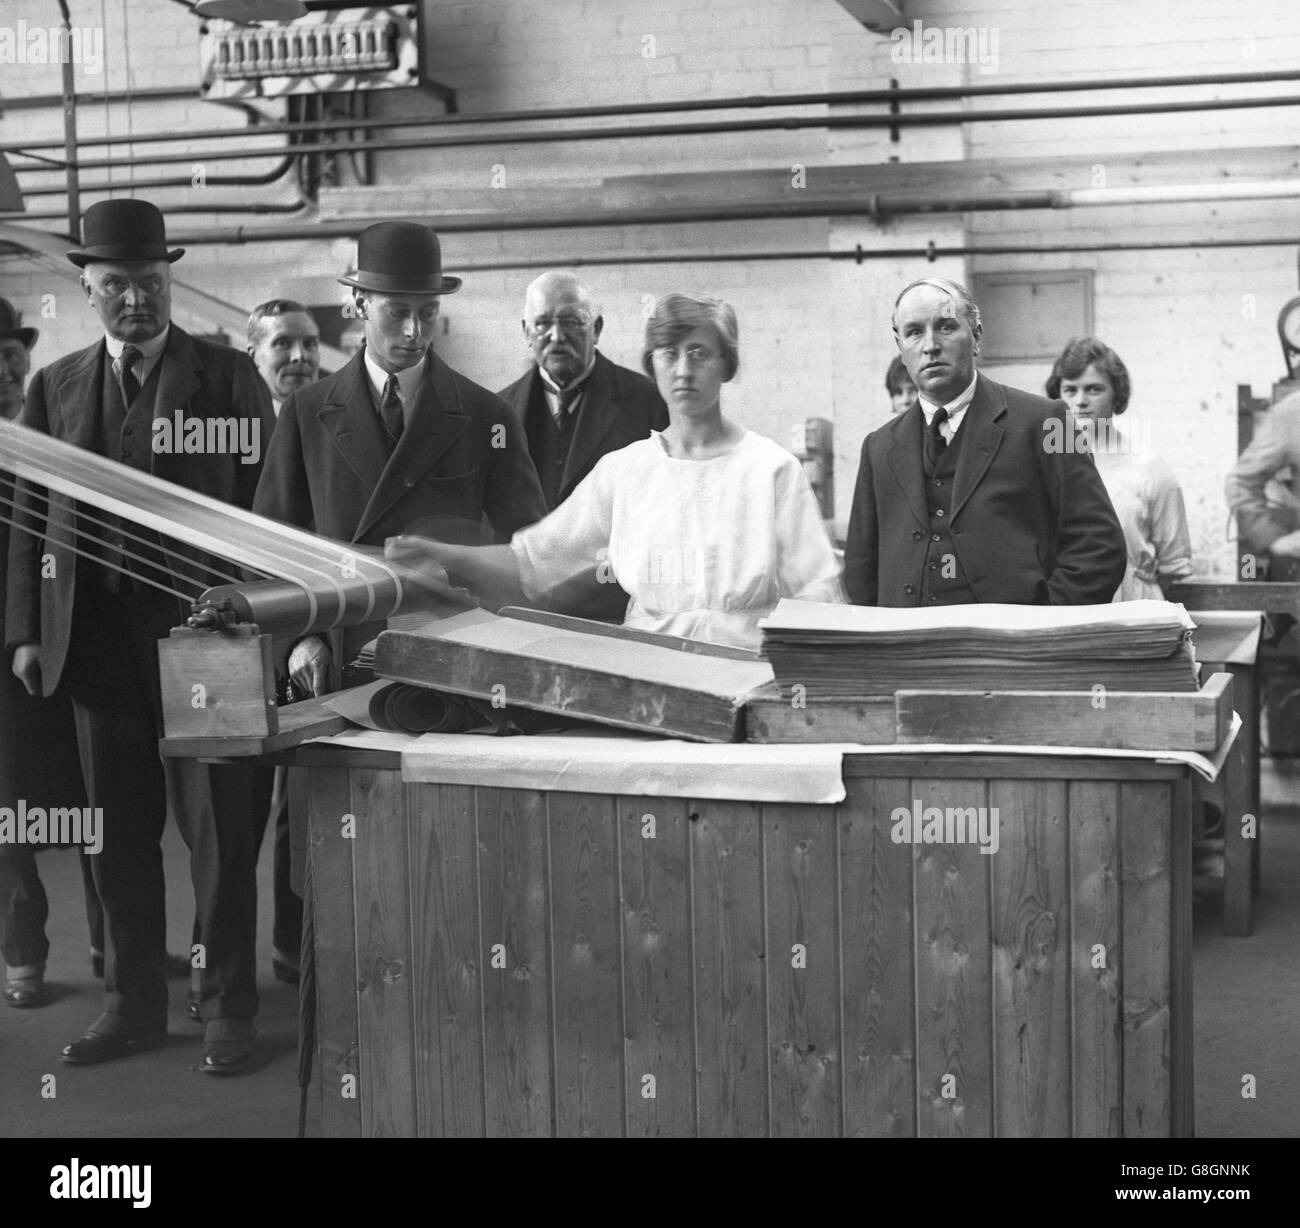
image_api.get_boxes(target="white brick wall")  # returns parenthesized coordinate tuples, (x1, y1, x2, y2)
(3, 0, 1297, 576)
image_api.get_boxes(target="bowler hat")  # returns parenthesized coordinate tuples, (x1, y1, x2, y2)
(0, 297, 38, 349)
(337, 221, 462, 295)
(67, 199, 185, 268)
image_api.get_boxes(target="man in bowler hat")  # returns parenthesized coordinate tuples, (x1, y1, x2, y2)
(5, 199, 275, 1070)
(254, 220, 547, 696)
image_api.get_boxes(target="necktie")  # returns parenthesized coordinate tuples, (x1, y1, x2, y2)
(555, 383, 582, 427)
(380, 374, 404, 443)
(926, 405, 949, 470)
(116, 344, 141, 406)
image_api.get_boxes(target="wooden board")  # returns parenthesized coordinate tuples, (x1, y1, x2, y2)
(747, 674, 1232, 751)
(548, 791, 624, 1137)
(1120, 781, 1173, 1138)
(1168, 581, 1300, 613)
(157, 630, 276, 742)
(160, 692, 349, 759)
(476, 788, 553, 1137)
(409, 784, 483, 1138)
(913, 777, 992, 1138)
(376, 613, 770, 743)
(747, 693, 896, 744)
(1068, 781, 1122, 1137)
(306, 767, 362, 1139)
(618, 796, 694, 1138)
(895, 674, 1232, 751)
(307, 751, 1193, 1137)
(839, 776, 915, 1137)
(990, 778, 1070, 1137)
(691, 801, 767, 1136)
(764, 803, 842, 1137)
(351, 769, 417, 1138)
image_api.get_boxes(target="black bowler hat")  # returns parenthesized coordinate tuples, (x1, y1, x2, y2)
(66, 199, 185, 268)
(338, 221, 462, 295)
(0, 297, 38, 349)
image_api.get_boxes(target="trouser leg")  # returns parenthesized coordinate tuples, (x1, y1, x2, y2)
(0, 846, 49, 970)
(170, 757, 259, 1021)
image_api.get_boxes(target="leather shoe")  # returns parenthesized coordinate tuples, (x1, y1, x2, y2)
(201, 1017, 256, 1075)
(4, 968, 47, 1009)
(185, 990, 202, 1023)
(62, 1013, 166, 1065)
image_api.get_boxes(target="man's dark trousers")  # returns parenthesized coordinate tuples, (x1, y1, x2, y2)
(65, 579, 258, 1024)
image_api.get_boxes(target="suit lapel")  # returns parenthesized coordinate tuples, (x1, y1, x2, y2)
(559, 353, 619, 497)
(885, 406, 929, 530)
(149, 326, 203, 476)
(51, 342, 108, 450)
(950, 375, 1005, 522)
(316, 354, 392, 518)
(353, 351, 469, 541)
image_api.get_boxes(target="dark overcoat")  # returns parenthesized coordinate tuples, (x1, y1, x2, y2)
(844, 374, 1127, 606)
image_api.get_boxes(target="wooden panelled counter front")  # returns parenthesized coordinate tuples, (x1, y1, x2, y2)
(292, 740, 1194, 1138)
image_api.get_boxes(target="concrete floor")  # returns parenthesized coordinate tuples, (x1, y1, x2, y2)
(2, 767, 1299, 1138)
(0, 823, 320, 1139)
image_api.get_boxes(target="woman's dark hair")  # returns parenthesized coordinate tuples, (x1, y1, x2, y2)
(885, 354, 913, 395)
(641, 292, 739, 381)
(1045, 336, 1131, 415)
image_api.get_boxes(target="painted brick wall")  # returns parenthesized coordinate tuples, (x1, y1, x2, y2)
(4, 0, 1297, 571)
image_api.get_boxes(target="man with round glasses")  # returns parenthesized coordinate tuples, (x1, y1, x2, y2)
(498, 270, 666, 512)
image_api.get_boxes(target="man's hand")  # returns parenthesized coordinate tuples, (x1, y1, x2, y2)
(1270, 530, 1300, 559)
(288, 636, 332, 698)
(11, 644, 41, 697)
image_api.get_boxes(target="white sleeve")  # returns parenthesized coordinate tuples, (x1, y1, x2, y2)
(510, 456, 616, 600)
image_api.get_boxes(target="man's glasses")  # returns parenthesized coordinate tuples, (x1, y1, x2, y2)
(527, 315, 591, 337)
(653, 344, 716, 366)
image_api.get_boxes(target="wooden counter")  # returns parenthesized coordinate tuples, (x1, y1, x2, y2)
(293, 739, 1195, 1138)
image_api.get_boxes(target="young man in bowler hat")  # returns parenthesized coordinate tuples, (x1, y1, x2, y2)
(5, 199, 275, 1071)
(254, 220, 548, 697)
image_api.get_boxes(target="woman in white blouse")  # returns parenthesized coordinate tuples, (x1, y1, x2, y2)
(387, 292, 844, 649)
(1045, 337, 1193, 601)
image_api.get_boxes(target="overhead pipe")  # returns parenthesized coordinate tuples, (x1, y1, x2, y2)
(410, 235, 1300, 273)
(6, 66, 1300, 153)
(11, 90, 1298, 176)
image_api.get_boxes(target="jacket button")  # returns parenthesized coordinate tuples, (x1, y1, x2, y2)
(929, 562, 938, 571)
(936, 509, 945, 517)
(931, 533, 941, 542)
(904, 584, 915, 595)
(929, 594, 938, 602)
(912, 530, 923, 540)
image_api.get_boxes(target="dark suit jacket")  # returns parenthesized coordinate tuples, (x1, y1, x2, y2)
(844, 374, 1126, 606)
(497, 350, 668, 509)
(254, 347, 547, 666)
(4, 326, 275, 695)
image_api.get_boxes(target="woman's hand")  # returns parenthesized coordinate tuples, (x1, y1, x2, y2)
(385, 533, 450, 572)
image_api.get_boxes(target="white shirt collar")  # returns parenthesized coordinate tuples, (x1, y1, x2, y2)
(538, 353, 597, 399)
(919, 372, 978, 437)
(363, 346, 428, 413)
(105, 325, 169, 380)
